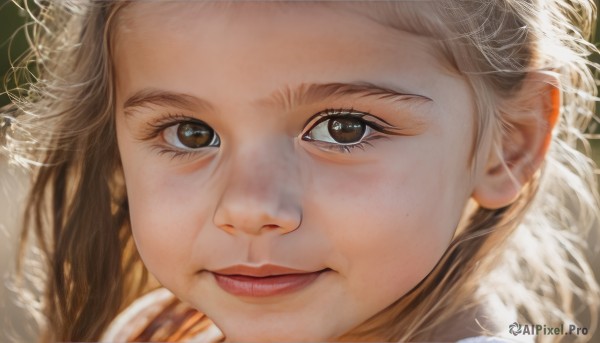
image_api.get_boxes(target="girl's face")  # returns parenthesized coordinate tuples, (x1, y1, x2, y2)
(115, 3, 478, 341)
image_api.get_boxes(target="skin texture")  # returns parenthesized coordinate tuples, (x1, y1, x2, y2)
(113, 2, 554, 342)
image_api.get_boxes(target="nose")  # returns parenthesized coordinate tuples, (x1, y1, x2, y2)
(213, 142, 302, 236)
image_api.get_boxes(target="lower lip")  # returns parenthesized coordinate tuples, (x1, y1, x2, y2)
(212, 270, 328, 297)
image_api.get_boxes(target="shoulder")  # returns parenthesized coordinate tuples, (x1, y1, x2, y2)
(100, 288, 223, 342)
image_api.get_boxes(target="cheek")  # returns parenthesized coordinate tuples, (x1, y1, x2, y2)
(117, 124, 216, 284)
(128, 170, 222, 289)
(307, 136, 470, 300)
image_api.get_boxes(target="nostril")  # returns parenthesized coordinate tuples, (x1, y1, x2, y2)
(218, 224, 236, 235)
(263, 224, 279, 230)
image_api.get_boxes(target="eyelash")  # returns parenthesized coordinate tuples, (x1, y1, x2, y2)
(139, 113, 213, 160)
(140, 109, 400, 159)
(301, 108, 397, 154)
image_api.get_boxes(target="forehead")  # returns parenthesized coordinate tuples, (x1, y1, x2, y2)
(111, 1, 456, 79)
(113, 1, 440, 23)
(112, 1, 447, 48)
(114, 1, 440, 21)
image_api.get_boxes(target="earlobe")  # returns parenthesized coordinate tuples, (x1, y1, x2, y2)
(472, 73, 560, 210)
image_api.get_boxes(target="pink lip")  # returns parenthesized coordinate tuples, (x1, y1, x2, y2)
(210, 264, 329, 297)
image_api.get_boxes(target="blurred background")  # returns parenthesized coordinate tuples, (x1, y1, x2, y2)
(1, 3, 34, 342)
(0, 1, 599, 342)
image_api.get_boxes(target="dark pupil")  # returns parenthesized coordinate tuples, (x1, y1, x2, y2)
(327, 117, 366, 144)
(177, 122, 214, 148)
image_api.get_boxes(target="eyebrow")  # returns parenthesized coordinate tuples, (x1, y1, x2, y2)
(123, 89, 214, 115)
(262, 82, 432, 110)
(122, 82, 432, 115)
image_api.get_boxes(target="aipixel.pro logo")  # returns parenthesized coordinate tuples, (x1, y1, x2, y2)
(508, 322, 588, 337)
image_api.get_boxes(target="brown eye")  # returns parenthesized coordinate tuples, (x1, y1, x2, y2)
(304, 115, 371, 146)
(327, 117, 366, 144)
(164, 121, 220, 149)
(177, 122, 214, 148)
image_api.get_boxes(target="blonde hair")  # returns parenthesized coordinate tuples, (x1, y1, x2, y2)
(2, 1, 599, 342)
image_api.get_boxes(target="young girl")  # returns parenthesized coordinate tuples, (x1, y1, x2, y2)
(2, 0, 599, 342)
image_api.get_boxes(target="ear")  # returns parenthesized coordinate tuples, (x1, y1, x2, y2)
(472, 73, 560, 209)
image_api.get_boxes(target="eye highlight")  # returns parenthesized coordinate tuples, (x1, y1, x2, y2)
(308, 116, 369, 144)
(164, 122, 220, 149)
(137, 113, 220, 160)
(301, 109, 396, 153)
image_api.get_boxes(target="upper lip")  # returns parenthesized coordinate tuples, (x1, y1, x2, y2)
(211, 264, 325, 277)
